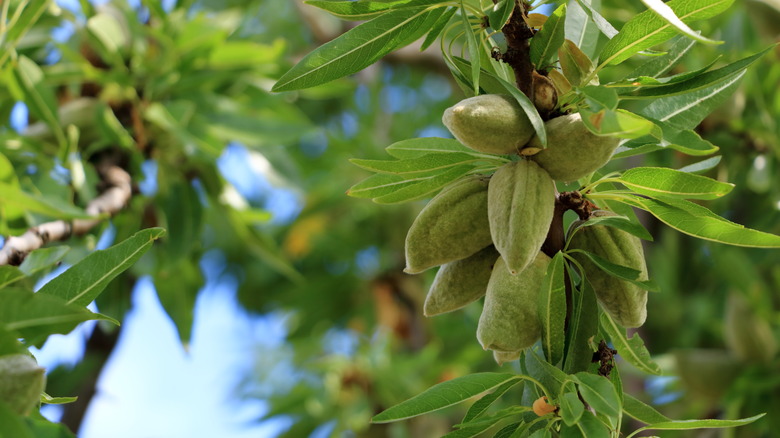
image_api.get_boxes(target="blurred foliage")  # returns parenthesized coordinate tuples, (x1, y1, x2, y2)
(0, 0, 778, 436)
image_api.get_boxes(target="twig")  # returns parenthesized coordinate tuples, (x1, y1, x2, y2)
(0, 160, 132, 266)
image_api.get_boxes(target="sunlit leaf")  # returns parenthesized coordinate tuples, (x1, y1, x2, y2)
(618, 167, 734, 200)
(539, 252, 566, 366)
(600, 313, 662, 375)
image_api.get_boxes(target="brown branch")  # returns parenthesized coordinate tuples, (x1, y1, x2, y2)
(0, 159, 133, 266)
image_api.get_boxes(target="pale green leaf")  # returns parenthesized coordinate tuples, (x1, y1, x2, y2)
(350, 152, 486, 175)
(573, 0, 617, 39)
(539, 252, 566, 366)
(623, 393, 670, 424)
(616, 196, 780, 247)
(305, 0, 443, 20)
(565, 0, 603, 59)
(385, 137, 477, 159)
(530, 4, 567, 69)
(579, 108, 655, 139)
(373, 165, 475, 204)
(11, 56, 65, 147)
(559, 39, 595, 87)
(421, 7, 456, 50)
(599, 0, 734, 66)
(677, 156, 722, 174)
(600, 313, 662, 375)
(638, 70, 745, 131)
(37, 228, 167, 306)
(0, 181, 89, 219)
(619, 167, 734, 200)
(461, 2, 480, 95)
(640, 0, 722, 44)
(487, 0, 515, 30)
(625, 36, 695, 79)
(372, 373, 518, 423)
(273, 8, 438, 91)
(574, 372, 621, 419)
(628, 414, 766, 437)
(41, 393, 78, 405)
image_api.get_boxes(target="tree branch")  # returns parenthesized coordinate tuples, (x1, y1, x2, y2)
(0, 159, 133, 266)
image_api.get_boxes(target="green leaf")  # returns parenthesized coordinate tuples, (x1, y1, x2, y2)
(525, 349, 568, 394)
(19, 247, 70, 277)
(616, 196, 780, 248)
(573, 0, 617, 39)
(573, 372, 621, 419)
(450, 56, 508, 95)
(539, 252, 567, 366)
(579, 109, 655, 139)
(560, 411, 611, 438)
(639, 70, 744, 131)
(421, 7, 456, 50)
(3, 1, 50, 51)
(350, 152, 488, 175)
(41, 393, 78, 405)
(462, 378, 522, 424)
(618, 167, 734, 200)
(559, 391, 585, 426)
(461, 2, 480, 96)
(640, 0, 722, 45)
(305, 0, 443, 20)
(493, 422, 523, 438)
(495, 76, 547, 147)
(600, 313, 662, 375)
(568, 212, 652, 242)
(559, 39, 595, 87)
(273, 8, 438, 91)
(487, 0, 515, 30)
(623, 47, 772, 99)
(530, 4, 567, 69)
(580, 85, 618, 110)
(0, 182, 89, 219)
(628, 414, 766, 437)
(563, 279, 599, 374)
(0, 288, 116, 344)
(618, 121, 719, 157)
(37, 228, 167, 306)
(565, 0, 603, 59)
(599, 0, 734, 66)
(10, 56, 65, 148)
(385, 137, 477, 159)
(568, 249, 659, 291)
(0, 401, 35, 438)
(622, 393, 670, 424)
(373, 165, 475, 204)
(677, 156, 721, 174)
(625, 36, 695, 79)
(372, 373, 518, 423)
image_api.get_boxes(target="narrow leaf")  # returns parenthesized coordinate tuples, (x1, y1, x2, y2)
(350, 152, 486, 175)
(574, 372, 621, 419)
(623, 393, 671, 424)
(626, 36, 695, 79)
(461, 2, 480, 95)
(305, 0, 443, 20)
(573, 0, 618, 39)
(579, 109, 656, 139)
(462, 379, 522, 423)
(10, 56, 65, 147)
(538, 252, 567, 366)
(563, 279, 599, 374)
(630, 414, 765, 436)
(600, 313, 662, 375)
(565, 0, 602, 59)
(495, 76, 546, 147)
(677, 156, 721, 174)
(372, 373, 518, 423)
(639, 70, 745, 131)
(421, 7, 456, 50)
(560, 410, 611, 437)
(0, 181, 89, 219)
(568, 249, 659, 291)
(560, 391, 585, 426)
(273, 8, 437, 91)
(37, 228, 167, 306)
(373, 165, 475, 204)
(19, 246, 70, 276)
(530, 4, 567, 69)
(599, 0, 734, 66)
(385, 137, 477, 159)
(619, 167, 734, 200)
(617, 196, 780, 248)
(640, 0, 722, 44)
(487, 0, 515, 30)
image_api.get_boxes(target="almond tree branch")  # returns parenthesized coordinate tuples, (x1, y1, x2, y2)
(0, 160, 133, 266)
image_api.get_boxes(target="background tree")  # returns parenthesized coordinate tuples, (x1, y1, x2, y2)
(0, 0, 778, 437)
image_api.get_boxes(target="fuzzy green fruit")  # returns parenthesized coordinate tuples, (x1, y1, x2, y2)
(488, 160, 555, 275)
(0, 354, 46, 416)
(405, 176, 492, 274)
(526, 113, 620, 182)
(569, 211, 648, 328)
(477, 253, 550, 352)
(442, 94, 535, 155)
(424, 245, 499, 316)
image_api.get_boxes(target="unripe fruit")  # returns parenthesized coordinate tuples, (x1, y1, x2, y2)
(724, 292, 778, 364)
(532, 396, 557, 416)
(405, 176, 492, 274)
(0, 354, 46, 416)
(488, 160, 555, 275)
(477, 253, 550, 352)
(569, 211, 648, 328)
(526, 113, 620, 182)
(424, 246, 499, 316)
(493, 349, 521, 366)
(442, 95, 535, 155)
